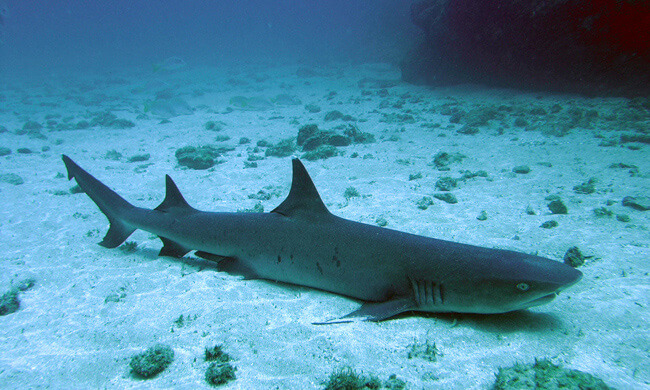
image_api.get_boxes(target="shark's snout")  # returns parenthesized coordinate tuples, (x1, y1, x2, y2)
(561, 267, 583, 289)
(547, 262, 583, 294)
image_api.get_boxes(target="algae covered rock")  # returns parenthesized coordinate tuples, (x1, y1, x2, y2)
(343, 124, 375, 144)
(622, 196, 649, 211)
(563, 246, 585, 267)
(540, 220, 558, 229)
(130, 344, 174, 378)
(324, 110, 345, 121)
(0, 173, 24, 185)
(0, 278, 36, 316)
(297, 124, 355, 152)
(513, 165, 531, 174)
(204, 344, 236, 386)
(175, 145, 222, 170)
(322, 367, 381, 390)
(0, 290, 20, 316)
(548, 199, 568, 214)
(434, 193, 458, 204)
(305, 104, 321, 113)
(205, 345, 231, 363)
(302, 133, 327, 151)
(297, 124, 320, 146)
(303, 145, 339, 161)
(204, 120, 225, 131)
(416, 196, 434, 210)
(431, 151, 465, 170)
(206, 362, 236, 386)
(127, 154, 150, 163)
(492, 359, 614, 390)
(90, 111, 135, 129)
(23, 120, 43, 131)
(265, 138, 297, 158)
(435, 176, 457, 191)
(327, 134, 352, 147)
(573, 178, 597, 194)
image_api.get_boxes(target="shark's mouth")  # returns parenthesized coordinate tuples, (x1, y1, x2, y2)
(526, 293, 557, 308)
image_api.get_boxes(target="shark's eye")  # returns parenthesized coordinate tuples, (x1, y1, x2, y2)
(516, 283, 530, 291)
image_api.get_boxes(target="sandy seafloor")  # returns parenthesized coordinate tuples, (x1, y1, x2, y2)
(0, 62, 648, 389)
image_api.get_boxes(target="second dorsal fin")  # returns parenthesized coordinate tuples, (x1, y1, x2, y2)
(271, 159, 331, 218)
(155, 175, 195, 213)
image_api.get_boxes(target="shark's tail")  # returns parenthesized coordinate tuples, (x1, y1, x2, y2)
(62, 155, 136, 248)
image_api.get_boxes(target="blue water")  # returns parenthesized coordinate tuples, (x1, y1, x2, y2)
(0, 0, 413, 77)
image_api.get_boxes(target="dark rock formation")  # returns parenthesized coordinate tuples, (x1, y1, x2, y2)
(402, 0, 650, 96)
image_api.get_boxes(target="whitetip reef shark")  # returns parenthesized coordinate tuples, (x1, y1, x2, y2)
(62, 155, 582, 322)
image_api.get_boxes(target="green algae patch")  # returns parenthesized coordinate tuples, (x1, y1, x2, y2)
(321, 367, 406, 390)
(175, 145, 229, 170)
(265, 138, 297, 158)
(492, 359, 614, 390)
(129, 344, 174, 379)
(322, 367, 381, 390)
(206, 362, 236, 386)
(0, 278, 36, 316)
(204, 344, 236, 386)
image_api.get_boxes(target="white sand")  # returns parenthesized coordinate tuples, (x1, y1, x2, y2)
(0, 63, 648, 389)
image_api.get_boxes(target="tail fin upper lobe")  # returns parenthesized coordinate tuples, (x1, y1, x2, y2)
(62, 155, 136, 248)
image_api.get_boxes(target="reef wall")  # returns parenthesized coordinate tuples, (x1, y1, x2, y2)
(402, 0, 650, 96)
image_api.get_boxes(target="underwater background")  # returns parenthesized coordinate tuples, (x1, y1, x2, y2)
(0, 1, 648, 389)
(0, 0, 412, 76)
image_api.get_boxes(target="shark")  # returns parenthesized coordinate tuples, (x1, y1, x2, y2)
(62, 155, 582, 322)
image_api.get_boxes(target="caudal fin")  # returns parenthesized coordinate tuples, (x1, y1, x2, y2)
(62, 155, 136, 248)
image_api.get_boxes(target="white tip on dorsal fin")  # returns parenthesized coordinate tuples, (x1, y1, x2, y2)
(271, 159, 331, 218)
(155, 175, 195, 212)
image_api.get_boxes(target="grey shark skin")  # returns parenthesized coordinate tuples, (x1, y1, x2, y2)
(62, 155, 582, 322)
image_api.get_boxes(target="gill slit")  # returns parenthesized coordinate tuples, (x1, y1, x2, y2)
(409, 277, 445, 307)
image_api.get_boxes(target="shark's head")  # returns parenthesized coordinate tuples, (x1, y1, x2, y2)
(426, 250, 583, 314)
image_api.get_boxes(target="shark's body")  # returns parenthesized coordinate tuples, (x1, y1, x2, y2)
(62, 156, 582, 321)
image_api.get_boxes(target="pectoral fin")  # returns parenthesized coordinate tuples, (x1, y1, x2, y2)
(158, 237, 191, 258)
(314, 297, 415, 324)
(194, 252, 260, 280)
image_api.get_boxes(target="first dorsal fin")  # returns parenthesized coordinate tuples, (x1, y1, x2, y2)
(155, 175, 195, 213)
(271, 159, 331, 218)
